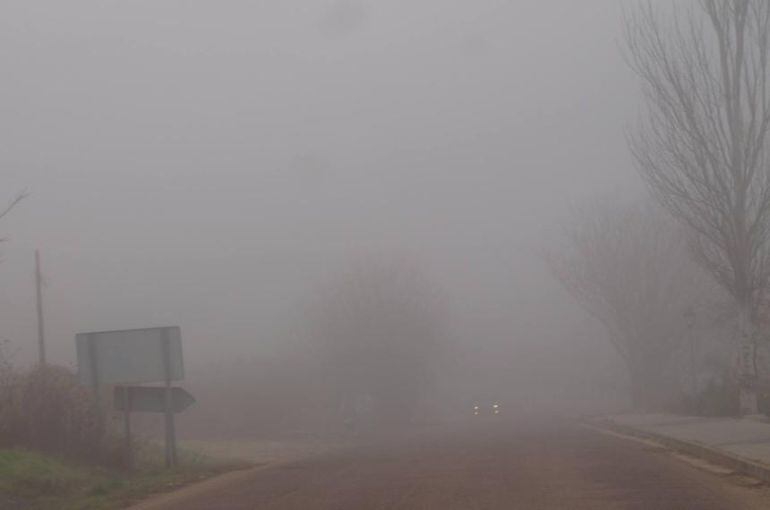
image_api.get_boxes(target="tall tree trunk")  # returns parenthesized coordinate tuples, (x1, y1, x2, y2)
(737, 303, 759, 415)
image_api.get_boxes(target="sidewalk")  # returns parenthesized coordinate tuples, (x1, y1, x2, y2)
(601, 413, 770, 482)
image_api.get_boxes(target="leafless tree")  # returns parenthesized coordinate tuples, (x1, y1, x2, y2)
(625, 1, 770, 413)
(547, 199, 714, 409)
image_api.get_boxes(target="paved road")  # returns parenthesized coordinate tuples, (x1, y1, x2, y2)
(146, 418, 770, 509)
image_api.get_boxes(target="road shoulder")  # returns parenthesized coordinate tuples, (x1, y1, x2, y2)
(125, 465, 269, 510)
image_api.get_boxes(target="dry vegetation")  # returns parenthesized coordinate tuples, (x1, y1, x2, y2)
(0, 343, 107, 463)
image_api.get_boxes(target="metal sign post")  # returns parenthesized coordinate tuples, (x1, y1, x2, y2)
(161, 328, 177, 468)
(121, 386, 133, 469)
(113, 385, 195, 469)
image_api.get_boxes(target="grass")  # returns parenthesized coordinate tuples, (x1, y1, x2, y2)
(0, 445, 250, 510)
(0, 449, 91, 499)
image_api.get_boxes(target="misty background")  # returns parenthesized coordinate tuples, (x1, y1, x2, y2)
(0, 1, 640, 419)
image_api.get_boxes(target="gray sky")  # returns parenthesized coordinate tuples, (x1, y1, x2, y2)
(0, 0, 638, 373)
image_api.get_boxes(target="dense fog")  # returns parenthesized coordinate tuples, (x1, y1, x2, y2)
(0, 1, 650, 435)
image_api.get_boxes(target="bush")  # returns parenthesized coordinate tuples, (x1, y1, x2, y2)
(0, 341, 17, 445)
(0, 361, 106, 462)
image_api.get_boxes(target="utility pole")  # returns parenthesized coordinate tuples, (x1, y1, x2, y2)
(35, 249, 46, 365)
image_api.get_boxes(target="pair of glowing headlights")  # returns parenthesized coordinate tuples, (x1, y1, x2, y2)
(473, 403, 500, 415)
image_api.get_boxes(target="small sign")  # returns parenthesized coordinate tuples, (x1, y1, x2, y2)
(114, 386, 196, 414)
(76, 327, 183, 386)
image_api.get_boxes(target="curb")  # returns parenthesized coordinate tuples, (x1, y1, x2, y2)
(590, 418, 770, 484)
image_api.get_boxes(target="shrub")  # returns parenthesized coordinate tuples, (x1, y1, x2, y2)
(0, 361, 106, 462)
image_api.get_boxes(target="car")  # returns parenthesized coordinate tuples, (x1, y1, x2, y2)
(472, 401, 501, 416)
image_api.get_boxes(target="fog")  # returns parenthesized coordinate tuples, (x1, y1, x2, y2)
(0, 1, 642, 430)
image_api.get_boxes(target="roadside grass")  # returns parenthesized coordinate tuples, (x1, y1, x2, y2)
(0, 449, 91, 501)
(0, 444, 250, 510)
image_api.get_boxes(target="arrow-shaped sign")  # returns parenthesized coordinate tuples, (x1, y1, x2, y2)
(114, 386, 195, 414)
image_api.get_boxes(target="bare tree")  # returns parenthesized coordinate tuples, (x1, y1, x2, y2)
(547, 199, 713, 409)
(0, 191, 26, 241)
(625, 0, 770, 413)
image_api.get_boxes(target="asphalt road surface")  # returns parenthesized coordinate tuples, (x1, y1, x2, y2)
(146, 418, 770, 509)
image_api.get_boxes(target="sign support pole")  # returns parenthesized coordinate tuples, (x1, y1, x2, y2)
(123, 386, 133, 470)
(161, 329, 177, 468)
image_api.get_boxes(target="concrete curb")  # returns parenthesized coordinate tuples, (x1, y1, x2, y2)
(590, 418, 770, 484)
